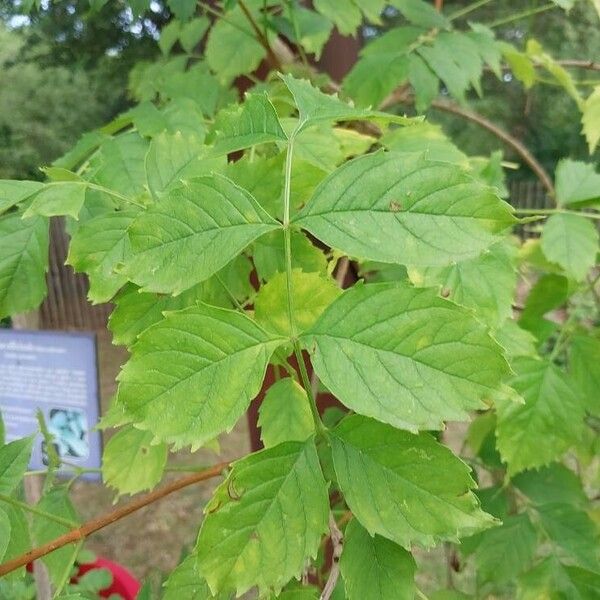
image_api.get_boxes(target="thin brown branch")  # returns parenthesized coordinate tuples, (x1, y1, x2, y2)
(430, 99, 555, 197)
(0, 462, 230, 578)
(238, 0, 282, 70)
(320, 514, 344, 600)
(557, 59, 600, 71)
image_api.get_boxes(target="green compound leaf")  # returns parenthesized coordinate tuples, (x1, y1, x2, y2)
(117, 304, 284, 448)
(254, 269, 341, 336)
(123, 175, 279, 295)
(0, 436, 34, 496)
(301, 282, 510, 432)
(331, 415, 496, 549)
(31, 487, 79, 586)
(195, 439, 329, 597)
(408, 241, 517, 327)
(145, 132, 224, 199)
(1, 504, 30, 576)
(472, 514, 538, 585)
(294, 151, 516, 267)
(496, 358, 585, 475)
(340, 519, 416, 600)
(540, 213, 599, 281)
(0, 212, 48, 319)
(67, 209, 139, 304)
(280, 74, 414, 133)
(211, 93, 287, 155)
(102, 425, 167, 497)
(258, 378, 314, 448)
(0, 180, 43, 214)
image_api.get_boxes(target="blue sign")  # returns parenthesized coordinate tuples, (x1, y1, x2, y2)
(0, 329, 102, 479)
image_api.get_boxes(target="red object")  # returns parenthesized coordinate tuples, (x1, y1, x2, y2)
(77, 557, 141, 599)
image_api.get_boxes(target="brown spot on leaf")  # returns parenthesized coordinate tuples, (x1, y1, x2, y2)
(441, 288, 451, 298)
(389, 200, 402, 212)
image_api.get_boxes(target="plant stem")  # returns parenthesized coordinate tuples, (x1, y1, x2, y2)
(0, 493, 78, 529)
(487, 2, 557, 28)
(283, 133, 326, 435)
(416, 589, 431, 600)
(514, 208, 600, 220)
(320, 513, 343, 600)
(196, 0, 257, 40)
(286, 0, 309, 67)
(0, 462, 230, 578)
(448, 0, 493, 21)
(283, 136, 297, 338)
(238, 0, 282, 70)
(294, 341, 326, 436)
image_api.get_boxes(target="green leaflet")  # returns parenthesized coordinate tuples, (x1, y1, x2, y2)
(301, 282, 510, 432)
(536, 503, 600, 571)
(102, 425, 167, 496)
(22, 182, 87, 220)
(31, 487, 79, 586)
(195, 439, 329, 596)
(67, 209, 139, 304)
(0, 179, 43, 214)
(313, 0, 362, 36)
(117, 304, 284, 448)
(0, 212, 48, 319)
(0, 436, 34, 496)
(331, 415, 495, 548)
(224, 153, 284, 218)
(408, 53, 439, 112)
(340, 519, 416, 600)
(123, 174, 279, 295)
(493, 319, 539, 360)
(90, 132, 149, 199)
(570, 335, 600, 417)
(408, 241, 517, 327)
(518, 556, 600, 599)
(145, 132, 224, 199)
(294, 151, 516, 267)
(472, 514, 538, 585)
(540, 213, 599, 281)
(555, 159, 600, 207)
(1, 504, 30, 578)
(280, 74, 414, 133)
(258, 378, 314, 447)
(389, 0, 449, 29)
(272, 6, 333, 59)
(205, 5, 267, 83)
(211, 92, 287, 155)
(343, 52, 410, 109)
(0, 507, 9, 562)
(582, 86, 600, 153)
(496, 358, 585, 475)
(163, 554, 226, 600)
(513, 463, 588, 508)
(381, 121, 468, 165)
(254, 269, 341, 336)
(252, 230, 327, 282)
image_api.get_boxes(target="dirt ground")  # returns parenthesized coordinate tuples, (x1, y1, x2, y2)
(70, 329, 251, 588)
